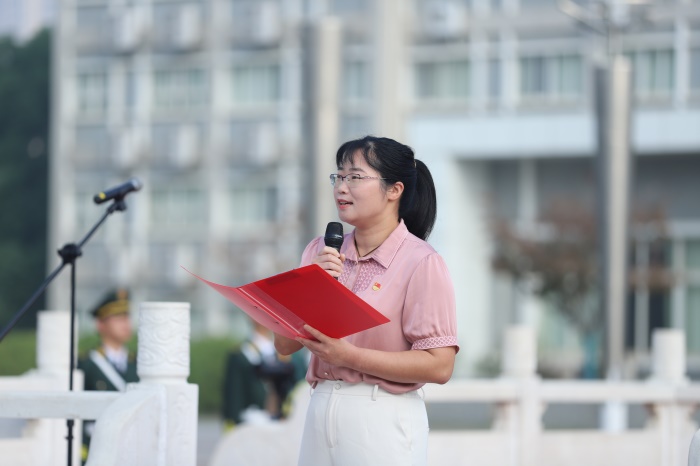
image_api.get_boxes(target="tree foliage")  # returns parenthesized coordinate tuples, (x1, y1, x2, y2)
(0, 30, 50, 330)
(491, 200, 671, 335)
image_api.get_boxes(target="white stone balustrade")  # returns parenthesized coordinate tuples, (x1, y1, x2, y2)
(211, 326, 700, 466)
(423, 327, 700, 466)
(0, 309, 84, 466)
(0, 302, 198, 466)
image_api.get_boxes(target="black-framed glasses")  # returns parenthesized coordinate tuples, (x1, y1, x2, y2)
(329, 173, 388, 187)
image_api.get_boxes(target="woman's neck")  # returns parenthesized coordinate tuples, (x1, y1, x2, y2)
(353, 218, 399, 257)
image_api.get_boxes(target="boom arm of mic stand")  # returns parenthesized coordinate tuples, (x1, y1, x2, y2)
(0, 199, 126, 342)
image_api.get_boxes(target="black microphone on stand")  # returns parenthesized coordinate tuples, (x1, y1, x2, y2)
(93, 178, 143, 204)
(324, 222, 344, 280)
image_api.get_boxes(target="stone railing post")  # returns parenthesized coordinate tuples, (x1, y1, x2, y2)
(501, 326, 537, 379)
(495, 325, 541, 466)
(646, 328, 694, 466)
(650, 328, 688, 384)
(36, 310, 71, 376)
(137, 302, 198, 466)
(32, 310, 83, 466)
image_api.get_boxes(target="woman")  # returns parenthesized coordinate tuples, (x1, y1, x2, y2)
(274, 136, 458, 466)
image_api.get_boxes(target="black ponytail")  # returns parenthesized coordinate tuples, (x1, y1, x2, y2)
(336, 136, 437, 241)
(401, 159, 437, 240)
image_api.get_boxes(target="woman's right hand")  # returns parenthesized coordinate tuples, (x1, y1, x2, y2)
(312, 246, 345, 278)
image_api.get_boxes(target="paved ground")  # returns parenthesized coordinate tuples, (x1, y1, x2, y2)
(197, 416, 225, 466)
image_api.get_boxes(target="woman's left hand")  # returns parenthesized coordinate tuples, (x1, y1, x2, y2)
(296, 325, 355, 367)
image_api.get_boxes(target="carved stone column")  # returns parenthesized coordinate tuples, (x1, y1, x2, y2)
(136, 302, 198, 466)
(137, 302, 191, 384)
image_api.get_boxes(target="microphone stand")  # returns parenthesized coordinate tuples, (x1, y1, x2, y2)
(0, 196, 129, 466)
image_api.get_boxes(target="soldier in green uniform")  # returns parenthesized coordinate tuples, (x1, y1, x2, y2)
(222, 320, 307, 429)
(77, 288, 139, 462)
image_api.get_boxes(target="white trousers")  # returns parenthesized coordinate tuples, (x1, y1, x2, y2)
(297, 380, 429, 466)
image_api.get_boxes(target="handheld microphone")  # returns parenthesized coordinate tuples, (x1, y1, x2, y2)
(93, 178, 143, 204)
(324, 222, 344, 253)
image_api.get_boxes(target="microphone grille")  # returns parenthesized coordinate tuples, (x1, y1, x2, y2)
(324, 222, 344, 249)
(130, 177, 143, 191)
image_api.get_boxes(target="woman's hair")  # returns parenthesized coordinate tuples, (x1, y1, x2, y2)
(335, 135, 437, 241)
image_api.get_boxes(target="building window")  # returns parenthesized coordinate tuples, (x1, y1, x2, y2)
(414, 60, 470, 104)
(231, 0, 281, 44)
(332, 0, 368, 13)
(230, 185, 277, 229)
(341, 115, 371, 142)
(488, 58, 501, 103)
(151, 188, 206, 226)
(125, 71, 136, 110)
(232, 64, 280, 106)
(686, 240, 700, 353)
(153, 69, 208, 110)
(76, 6, 112, 51)
(690, 48, 700, 94)
(343, 61, 370, 103)
(75, 125, 110, 164)
(77, 72, 108, 116)
(627, 49, 674, 101)
(520, 54, 583, 104)
(689, 286, 700, 353)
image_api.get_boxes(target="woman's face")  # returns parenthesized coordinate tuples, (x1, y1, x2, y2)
(334, 152, 394, 228)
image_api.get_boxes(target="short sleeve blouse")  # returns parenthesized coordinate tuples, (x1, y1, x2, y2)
(300, 220, 458, 394)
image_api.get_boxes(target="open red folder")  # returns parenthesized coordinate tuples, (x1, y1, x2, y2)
(182, 265, 390, 340)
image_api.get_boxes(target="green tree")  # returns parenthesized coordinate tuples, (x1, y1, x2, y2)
(0, 30, 50, 330)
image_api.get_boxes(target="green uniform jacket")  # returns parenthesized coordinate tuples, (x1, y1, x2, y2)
(222, 344, 307, 424)
(79, 348, 138, 391)
(77, 347, 139, 462)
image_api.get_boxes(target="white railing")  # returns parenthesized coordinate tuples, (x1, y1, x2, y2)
(210, 326, 700, 466)
(422, 326, 700, 466)
(0, 302, 198, 466)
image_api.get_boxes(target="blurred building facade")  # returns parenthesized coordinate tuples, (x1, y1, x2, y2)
(49, 0, 700, 376)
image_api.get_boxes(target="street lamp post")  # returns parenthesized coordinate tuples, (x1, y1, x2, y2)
(558, 0, 654, 430)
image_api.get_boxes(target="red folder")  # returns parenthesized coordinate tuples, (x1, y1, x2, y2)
(182, 265, 389, 340)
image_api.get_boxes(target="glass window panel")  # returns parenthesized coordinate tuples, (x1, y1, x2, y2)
(344, 61, 369, 102)
(521, 57, 545, 95)
(416, 63, 436, 99)
(332, 0, 367, 13)
(151, 188, 206, 226)
(520, 54, 583, 101)
(547, 56, 561, 96)
(687, 240, 700, 270)
(76, 125, 110, 162)
(232, 64, 280, 105)
(230, 186, 277, 227)
(488, 59, 501, 101)
(77, 72, 108, 115)
(448, 61, 470, 99)
(76, 6, 112, 50)
(560, 55, 582, 96)
(687, 286, 700, 353)
(341, 115, 371, 141)
(631, 49, 674, 98)
(153, 69, 208, 110)
(652, 50, 674, 92)
(414, 60, 469, 102)
(125, 71, 136, 109)
(691, 49, 700, 91)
